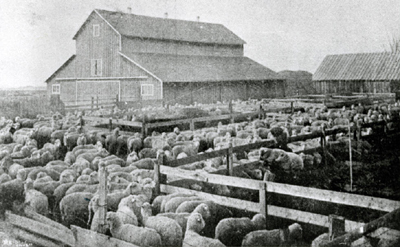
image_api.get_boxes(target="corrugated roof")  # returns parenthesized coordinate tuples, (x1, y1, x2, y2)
(121, 52, 281, 82)
(82, 9, 246, 45)
(313, 52, 400, 81)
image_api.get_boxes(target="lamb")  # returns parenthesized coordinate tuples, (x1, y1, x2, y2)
(183, 212, 226, 247)
(24, 178, 49, 216)
(106, 211, 162, 247)
(115, 195, 139, 226)
(141, 202, 183, 247)
(241, 222, 303, 247)
(215, 213, 266, 246)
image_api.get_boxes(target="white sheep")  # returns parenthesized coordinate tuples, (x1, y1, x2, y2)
(24, 178, 48, 216)
(183, 212, 225, 247)
(141, 202, 183, 247)
(106, 211, 162, 247)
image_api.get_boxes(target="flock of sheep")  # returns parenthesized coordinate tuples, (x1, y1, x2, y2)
(0, 99, 399, 247)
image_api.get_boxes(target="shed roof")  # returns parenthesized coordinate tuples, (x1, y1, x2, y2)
(121, 52, 281, 83)
(313, 52, 400, 81)
(74, 9, 245, 45)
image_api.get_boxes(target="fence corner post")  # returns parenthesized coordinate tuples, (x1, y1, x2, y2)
(259, 182, 268, 221)
(329, 214, 345, 241)
(98, 162, 108, 232)
(154, 151, 164, 196)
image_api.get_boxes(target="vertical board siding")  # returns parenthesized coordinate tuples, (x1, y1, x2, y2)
(122, 37, 243, 57)
(75, 13, 120, 78)
(59, 81, 76, 105)
(314, 80, 397, 94)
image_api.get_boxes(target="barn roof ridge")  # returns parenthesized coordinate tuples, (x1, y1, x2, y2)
(313, 52, 400, 81)
(73, 9, 246, 45)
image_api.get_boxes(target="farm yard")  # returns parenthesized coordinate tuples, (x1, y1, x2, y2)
(0, 96, 400, 247)
(1, 1, 400, 247)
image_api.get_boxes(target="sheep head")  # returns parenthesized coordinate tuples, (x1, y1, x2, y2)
(187, 212, 205, 233)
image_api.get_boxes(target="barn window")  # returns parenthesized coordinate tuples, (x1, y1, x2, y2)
(93, 24, 100, 37)
(91, 59, 102, 76)
(141, 84, 154, 96)
(52, 84, 60, 94)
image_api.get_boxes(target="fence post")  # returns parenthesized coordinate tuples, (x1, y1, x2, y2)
(291, 101, 294, 114)
(116, 94, 119, 103)
(190, 119, 195, 131)
(109, 117, 113, 132)
(96, 95, 99, 109)
(154, 151, 164, 196)
(91, 97, 94, 110)
(229, 100, 234, 123)
(259, 182, 268, 220)
(98, 162, 108, 232)
(328, 215, 345, 241)
(141, 115, 147, 138)
(227, 140, 233, 176)
(320, 126, 327, 166)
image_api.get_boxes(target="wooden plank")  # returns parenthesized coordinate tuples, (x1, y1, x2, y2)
(83, 116, 143, 128)
(321, 207, 400, 247)
(161, 165, 261, 190)
(5, 211, 75, 247)
(161, 184, 259, 212)
(24, 206, 71, 232)
(368, 227, 400, 240)
(267, 182, 400, 213)
(11, 228, 60, 247)
(164, 149, 228, 167)
(231, 140, 275, 153)
(160, 185, 363, 231)
(71, 226, 140, 247)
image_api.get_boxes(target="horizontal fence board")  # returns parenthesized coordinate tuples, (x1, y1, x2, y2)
(161, 184, 259, 212)
(161, 165, 261, 190)
(232, 140, 275, 153)
(266, 182, 400, 213)
(12, 228, 60, 247)
(160, 185, 364, 231)
(71, 226, 140, 247)
(165, 149, 228, 167)
(6, 211, 75, 247)
(83, 116, 143, 128)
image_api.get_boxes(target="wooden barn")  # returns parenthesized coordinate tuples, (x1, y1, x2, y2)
(46, 9, 284, 108)
(313, 52, 400, 94)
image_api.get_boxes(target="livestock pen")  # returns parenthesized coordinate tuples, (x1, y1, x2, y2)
(4, 118, 400, 246)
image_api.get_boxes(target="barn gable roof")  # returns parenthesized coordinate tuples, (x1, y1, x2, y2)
(121, 52, 281, 83)
(313, 52, 400, 81)
(45, 55, 76, 83)
(74, 9, 245, 45)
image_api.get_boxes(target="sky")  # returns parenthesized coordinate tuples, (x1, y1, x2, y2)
(0, 0, 399, 88)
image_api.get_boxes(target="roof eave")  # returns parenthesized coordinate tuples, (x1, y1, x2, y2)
(45, 55, 76, 83)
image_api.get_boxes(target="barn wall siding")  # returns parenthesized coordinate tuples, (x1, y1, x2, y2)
(314, 80, 395, 94)
(122, 37, 243, 57)
(75, 13, 121, 78)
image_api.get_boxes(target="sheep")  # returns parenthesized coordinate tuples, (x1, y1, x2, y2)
(274, 151, 304, 172)
(160, 193, 195, 213)
(241, 223, 303, 247)
(215, 213, 266, 246)
(183, 212, 226, 247)
(0, 173, 11, 184)
(115, 195, 139, 226)
(158, 202, 211, 236)
(164, 195, 200, 213)
(65, 183, 98, 195)
(131, 169, 154, 182)
(24, 178, 49, 216)
(106, 211, 162, 247)
(59, 192, 94, 228)
(141, 202, 183, 247)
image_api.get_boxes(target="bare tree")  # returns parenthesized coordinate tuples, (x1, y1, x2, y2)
(386, 31, 400, 53)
